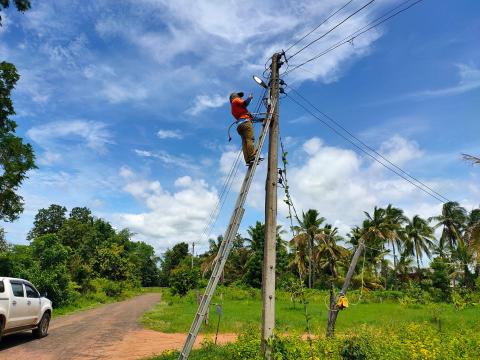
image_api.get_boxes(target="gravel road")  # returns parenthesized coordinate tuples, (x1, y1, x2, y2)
(0, 293, 235, 360)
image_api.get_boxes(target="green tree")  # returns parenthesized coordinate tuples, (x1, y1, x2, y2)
(0, 227, 7, 252)
(359, 207, 394, 288)
(243, 222, 287, 288)
(291, 209, 325, 288)
(384, 204, 407, 269)
(31, 233, 69, 269)
(404, 215, 435, 271)
(0, 0, 31, 24)
(315, 224, 349, 282)
(69, 206, 94, 224)
(465, 209, 480, 278)
(430, 201, 467, 255)
(29, 234, 76, 306)
(93, 244, 133, 281)
(170, 261, 200, 296)
(27, 204, 67, 240)
(0, 62, 36, 222)
(159, 242, 189, 286)
(429, 257, 452, 300)
(129, 241, 160, 286)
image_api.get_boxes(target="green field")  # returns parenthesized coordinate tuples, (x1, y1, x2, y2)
(141, 287, 479, 335)
(144, 287, 480, 359)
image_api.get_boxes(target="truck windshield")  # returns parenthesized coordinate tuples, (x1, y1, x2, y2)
(0, 281, 4, 293)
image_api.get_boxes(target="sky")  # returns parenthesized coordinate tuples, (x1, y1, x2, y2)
(0, 0, 479, 254)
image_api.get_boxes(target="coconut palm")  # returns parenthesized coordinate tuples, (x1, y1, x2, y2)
(395, 252, 414, 281)
(459, 209, 480, 286)
(291, 209, 325, 288)
(429, 201, 467, 253)
(201, 235, 223, 276)
(465, 209, 480, 260)
(384, 204, 407, 269)
(358, 207, 399, 287)
(361, 208, 386, 239)
(404, 215, 435, 271)
(315, 224, 349, 280)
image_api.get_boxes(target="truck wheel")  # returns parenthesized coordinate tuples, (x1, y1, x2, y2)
(0, 317, 4, 342)
(33, 312, 50, 339)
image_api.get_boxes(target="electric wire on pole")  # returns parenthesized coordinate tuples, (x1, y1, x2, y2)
(283, 0, 425, 77)
(287, 86, 450, 203)
(285, 91, 448, 203)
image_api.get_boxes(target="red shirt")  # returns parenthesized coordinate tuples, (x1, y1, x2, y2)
(230, 98, 252, 120)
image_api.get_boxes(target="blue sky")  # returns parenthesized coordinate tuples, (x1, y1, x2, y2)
(1, 0, 479, 253)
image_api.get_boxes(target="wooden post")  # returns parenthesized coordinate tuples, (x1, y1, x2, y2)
(326, 240, 364, 337)
(261, 52, 281, 359)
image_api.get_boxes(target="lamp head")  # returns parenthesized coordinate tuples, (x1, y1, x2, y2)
(253, 75, 268, 89)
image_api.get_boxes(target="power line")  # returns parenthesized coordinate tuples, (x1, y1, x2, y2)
(287, 86, 450, 203)
(287, 0, 375, 60)
(285, 91, 447, 203)
(284, 0, 356, 54)
(283, 0, 425, 77)
(199, 86, 268, 242)
(199, 149, 241, 240)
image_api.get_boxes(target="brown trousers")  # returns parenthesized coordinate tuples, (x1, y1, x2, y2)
(237, 121, 255, 163)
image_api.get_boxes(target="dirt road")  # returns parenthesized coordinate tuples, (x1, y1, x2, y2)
(0, 293, 235, 360)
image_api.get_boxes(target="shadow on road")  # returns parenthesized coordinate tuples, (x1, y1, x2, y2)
(0, 331, 40, 351)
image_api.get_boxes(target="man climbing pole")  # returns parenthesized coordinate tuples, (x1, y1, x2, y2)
(229, 91, 258, 166)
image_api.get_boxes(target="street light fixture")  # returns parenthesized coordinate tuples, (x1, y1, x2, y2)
(253, 75, 268, 89)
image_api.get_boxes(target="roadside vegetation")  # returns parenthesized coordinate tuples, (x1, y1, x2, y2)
(0, 205, 161, 311)
(146, 201, 480, 359)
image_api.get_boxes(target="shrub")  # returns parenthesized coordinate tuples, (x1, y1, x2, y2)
(149, 323, 480, 360)
(90, 278, 126, 298)
(170, 263, 200, 296)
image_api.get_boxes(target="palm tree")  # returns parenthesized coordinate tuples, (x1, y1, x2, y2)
(291, 209, 325, 288)
(429, 201, 467, 254)
(201, 235, 223, 276)
(384, 204, 407, 269)
(404, 215, 435, 271)
(395, 252, 414, 282)
(358, 207, 398, 288)
(461, 209, 480, 286)
(315, 224, 349, 281)
(465, 209, 480, 259)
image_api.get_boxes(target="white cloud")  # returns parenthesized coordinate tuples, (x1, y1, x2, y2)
(115, 175, 219, 250)
(119, 166, 135, 179)
(411, 64, 480, 98)
(186, 94, 228, 116)
(27, 120, 113, 153)
(2, 1, 396, 114)
(37, 151, 62, 166)
(157, 129, 183, 139)
(101, 81, 148, 104)
(377, 64, 480, 104)
(377, 135, 423, 167)
(134, 149, 198, 170)
(228, 135, 477, 237)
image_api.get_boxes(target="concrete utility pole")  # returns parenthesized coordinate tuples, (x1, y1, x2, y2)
(261, 52, 281, 358)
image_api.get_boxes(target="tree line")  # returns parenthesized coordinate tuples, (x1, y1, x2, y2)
(0, 204, 160, 306)
(161, 201, 480, 301)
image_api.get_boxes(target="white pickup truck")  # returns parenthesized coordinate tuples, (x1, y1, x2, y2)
(0, 277, 52, 341)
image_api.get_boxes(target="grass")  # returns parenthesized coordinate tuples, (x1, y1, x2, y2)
(141, 286, 480, 335)
(54, 286, 161, 317)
